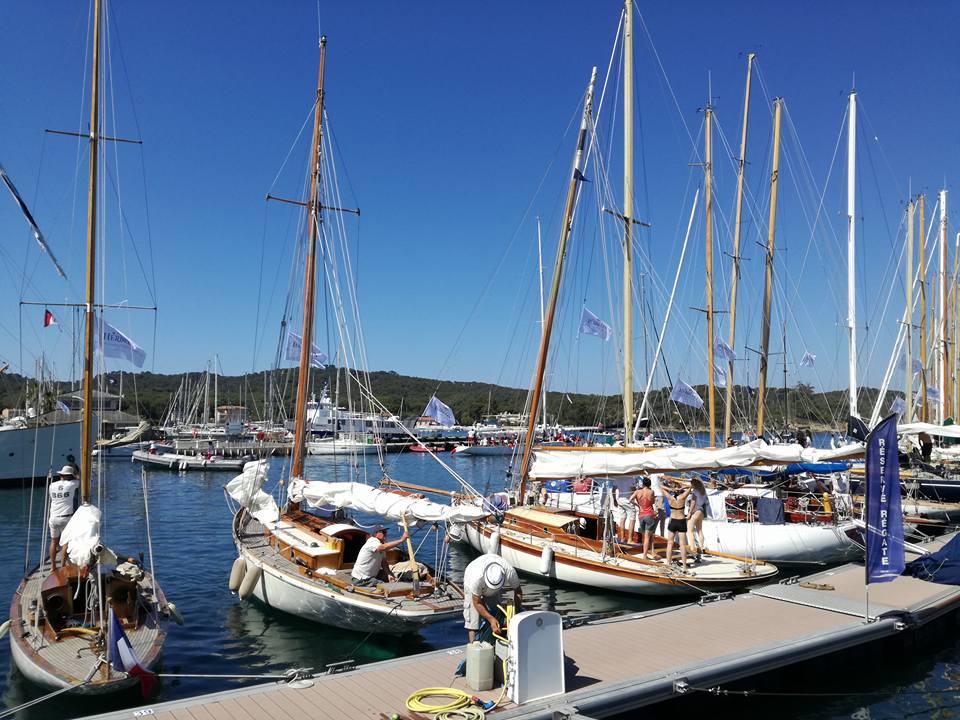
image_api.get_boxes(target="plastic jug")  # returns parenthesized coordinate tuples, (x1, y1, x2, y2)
(466, 641, 494, 691)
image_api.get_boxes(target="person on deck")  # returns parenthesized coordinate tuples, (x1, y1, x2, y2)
(686, 477, 708, 562)
(663, 485, 692, 567)
(48, 465, 80, 572)
(351, 525, 408, 586)
(462, 554, 522, 643)
(630, 477, 658, 560)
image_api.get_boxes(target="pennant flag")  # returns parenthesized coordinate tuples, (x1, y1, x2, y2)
(670, 380, 704, 409)
(847, 415, 870, 442)
(896, 356, 923, 375)
(423, 395, 456, 427)
(578, 307, 612, 341)
(889, 396, 906, 417)
(285, 330, 327, 368)
(713, 338, 737, 362)
(799, 351, 816, 368)
(564, 393, 573, 405)
(43, 309, 57, 327)
(0, 163, 67, 279)
(109, 608, 156, 698)
(55, 400, 70, 415)
(94, 318, 146, 368)
(573, 168, 590, 183)
(713, 363, 726, 387)
(865, 414, 905, 584)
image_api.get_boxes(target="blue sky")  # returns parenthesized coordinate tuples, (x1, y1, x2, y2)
(1, 1, 958, 402)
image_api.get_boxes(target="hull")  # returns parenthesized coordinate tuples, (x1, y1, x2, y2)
(700, 518, 862, 565)
(132, 450, 247, 470)
(306, 440, 381, 455)
(459, 445, 520, 456)
(0, 421, 82, 483)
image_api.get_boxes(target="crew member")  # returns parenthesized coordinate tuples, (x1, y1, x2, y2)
(48, 465, 80, 571)
(462, 553, 521, 642)
(351, 525, 408, 586)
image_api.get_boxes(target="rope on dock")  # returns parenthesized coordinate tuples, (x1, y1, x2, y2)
(157, 667, 314, 683)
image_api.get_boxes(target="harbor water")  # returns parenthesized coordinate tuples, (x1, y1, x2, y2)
(0, 450, 958, 719)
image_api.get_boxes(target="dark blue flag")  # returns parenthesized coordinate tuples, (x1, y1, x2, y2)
(865, 413, 904, 584)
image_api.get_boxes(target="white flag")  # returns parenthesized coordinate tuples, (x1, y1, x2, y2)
(94, 318, 146, 368)
(578, 307, 612, 341)
(285, 330, 327, 368)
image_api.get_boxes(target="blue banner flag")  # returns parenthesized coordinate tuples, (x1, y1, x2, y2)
(423, 395, 456, 427)
(578, 307, 612, 341)
(669, 380, 704, 409)
(713, 338, 737, 362)
(889, 396, 906, 417)
(865, 413, 904, 584)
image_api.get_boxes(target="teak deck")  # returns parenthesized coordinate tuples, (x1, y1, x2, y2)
(83, 536, 960, 720)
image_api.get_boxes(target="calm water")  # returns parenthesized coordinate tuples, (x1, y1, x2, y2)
(0, 449, 956, 719)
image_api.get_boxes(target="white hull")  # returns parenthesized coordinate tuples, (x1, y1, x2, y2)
(306, 440, 381, 455)
(0, 421, 82, 482)
(458, 445, 520, 456)
(133, 450, 246, 470)
(236, 546, 455, 634)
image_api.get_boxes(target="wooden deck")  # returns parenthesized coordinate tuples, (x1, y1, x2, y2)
(83, 536, 960, 720)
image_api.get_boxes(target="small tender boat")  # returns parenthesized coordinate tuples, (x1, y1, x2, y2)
(132, 449, 248, 471)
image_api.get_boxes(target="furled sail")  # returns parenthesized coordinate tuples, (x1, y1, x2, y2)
(287, 478, 488, 524)
(0, 162, 67, 279)
(60, 503, 101, 566)
(226, 460, 279, 524)
(528, 439, 864, 479)
(898, 422, 960, 439)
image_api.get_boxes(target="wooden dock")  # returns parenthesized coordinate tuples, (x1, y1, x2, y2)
(83, 536, 960, 720)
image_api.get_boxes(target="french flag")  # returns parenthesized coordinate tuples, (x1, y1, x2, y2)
(109, 608, 156, 698)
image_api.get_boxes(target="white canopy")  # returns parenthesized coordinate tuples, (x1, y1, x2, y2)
(898, 422, 960, 439)
(287, 478, 489, 524)
(528, 439, 864, 479)
(225, 460, 279, 524)
(60, 503, 101, 567)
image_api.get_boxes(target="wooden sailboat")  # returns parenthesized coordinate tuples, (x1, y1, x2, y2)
(228, 36, 465, 634)
(6, 0, 169, 693)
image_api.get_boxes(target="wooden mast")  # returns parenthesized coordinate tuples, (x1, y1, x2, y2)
(517, 67, 597, 499)
(80, 0, 102, 503)
(755, 98, 783, 438)
(722, 52, 755, 446)
(940, 188, 949, 422)
(622, 0, 635, 440)
(291, 36, 328, 480)
(920, 194, 928, 421)
(704, 105, 716, 447)
(906, 199, 915, 422)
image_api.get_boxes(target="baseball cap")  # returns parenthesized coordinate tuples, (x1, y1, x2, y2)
(58, 465, 75, 476)
(372, 525, 388, 535)
(483, 561, 506, 590)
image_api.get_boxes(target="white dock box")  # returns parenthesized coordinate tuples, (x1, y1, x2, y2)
(508, 610, 564, 704)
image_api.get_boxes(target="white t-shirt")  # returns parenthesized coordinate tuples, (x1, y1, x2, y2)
(463, 554, 519, 600)
(351, 537, 384, 580)
(49, 479, 79, 518)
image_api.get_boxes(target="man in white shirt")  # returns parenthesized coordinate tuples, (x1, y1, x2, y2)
(48, 465, 80, 571)
(462, 554, 521, 642)
(351, 525, 408, 586)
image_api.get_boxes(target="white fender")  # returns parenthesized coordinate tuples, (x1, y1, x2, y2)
(169, 460, 176, 469)
(488, 530, 501, 555)
(0, 619, 10, 639)
(228, 556, 247, 592)
(238, 563, 262, 600)
(539, 544, 554, 575)
(447, 523, 464, 542)
(166, 601, 184, 625)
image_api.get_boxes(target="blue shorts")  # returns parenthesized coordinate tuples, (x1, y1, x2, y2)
(637, 515, 657, 533)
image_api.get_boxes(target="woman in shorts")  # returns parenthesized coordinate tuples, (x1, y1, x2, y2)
(664, 484, 692, 567)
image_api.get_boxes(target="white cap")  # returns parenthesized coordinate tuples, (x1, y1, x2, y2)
(483, 561, 505, 590)
(58, 465, 75, 476)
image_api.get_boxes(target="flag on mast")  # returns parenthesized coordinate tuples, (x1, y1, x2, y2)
(108, 608, 156, 698)
(578, 307, 612, 341)
(714, 338, 737, 362)
(669, 380, 704, 409)
(0, 162, 67, 279)
(865, 413, 905, 584)
(43, 309, 57, 327)
(94, 318, 147, 368)
(423, 395, 456, 427)
(285, 330, 327, 368)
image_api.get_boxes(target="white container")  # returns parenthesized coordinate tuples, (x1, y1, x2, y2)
(466, 641, 495, 692)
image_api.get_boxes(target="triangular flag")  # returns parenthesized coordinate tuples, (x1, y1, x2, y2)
(43, 309, 57, 327)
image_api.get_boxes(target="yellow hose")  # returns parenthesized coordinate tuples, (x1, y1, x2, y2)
(405, 688, 472, 714)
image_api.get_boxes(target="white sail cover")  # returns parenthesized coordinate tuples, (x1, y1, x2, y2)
(528, 439, 864, 479)
(225, 460, 279, 524)
(899, 422, 960, 439)
(60, 503, 101, 567)
(287, 478, 488, 524)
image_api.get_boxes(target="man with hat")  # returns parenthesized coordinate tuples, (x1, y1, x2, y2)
(48, 465, 80, 571)
(462, 553, 522, 642)
(351, 524, 409, 586)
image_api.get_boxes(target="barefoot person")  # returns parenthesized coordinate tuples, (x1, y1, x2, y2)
(630, 477, 658, 560)
(664, 485, 692, 567)
(686, 477, 708, 562)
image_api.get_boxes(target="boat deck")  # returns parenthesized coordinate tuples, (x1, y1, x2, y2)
(83, 536, 960, 719)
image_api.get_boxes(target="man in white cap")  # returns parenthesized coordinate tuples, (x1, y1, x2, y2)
(351, 525, 409, 586)
(48, 465, 80, 571)
(462, 553, 521, 642)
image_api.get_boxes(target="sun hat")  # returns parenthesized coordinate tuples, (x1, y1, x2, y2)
(57, 465, 75, 476)
(483, 561, 506, 590)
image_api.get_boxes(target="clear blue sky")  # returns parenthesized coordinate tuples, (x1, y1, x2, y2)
(1, 1, 958, 401)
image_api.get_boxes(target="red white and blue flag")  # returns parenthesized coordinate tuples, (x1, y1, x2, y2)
(109, 608, 156, 698)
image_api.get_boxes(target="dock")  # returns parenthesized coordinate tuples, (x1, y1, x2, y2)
(83, 537, 960, 720)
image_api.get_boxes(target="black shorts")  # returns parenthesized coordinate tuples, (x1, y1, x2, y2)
(667, 518, 687, 534)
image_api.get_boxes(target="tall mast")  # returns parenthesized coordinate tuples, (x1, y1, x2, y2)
(723, 52, 755, 445)
(622, 0, 635, 440)
(940, 188, 949, 422)
(536, 216, 547, 429)
(846, 91, 858, 418)
(80, 0, 102, 503)
(954, 230, 960, 416)
(704, 104, 716, 446)
(290, 36, 328, 480)
(920, 194, 928, 421)
(906, 199, 915, 422)
(755, 98, 782, 438)
(517, 67, 597, 498)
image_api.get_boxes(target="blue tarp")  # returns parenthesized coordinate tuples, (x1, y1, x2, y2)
(783, 462, 851, 474)
(903, 534, 960, 585)
(757, 497, 785, 525)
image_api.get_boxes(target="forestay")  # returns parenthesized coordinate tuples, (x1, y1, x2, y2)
(529, 439, 864, 479)
(287, 478, 489, 524)
(225, 460, 279, 524)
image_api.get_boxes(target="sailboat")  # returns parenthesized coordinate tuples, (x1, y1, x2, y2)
(6, 0, 170, 693)
(227, 36, 478, 633)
